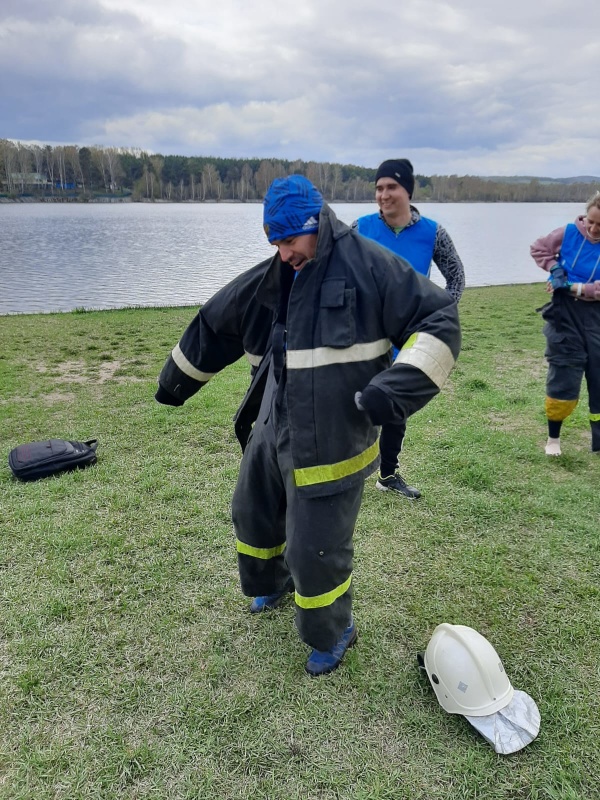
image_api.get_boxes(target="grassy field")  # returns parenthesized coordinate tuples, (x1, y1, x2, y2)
(1, 284, 599, 800)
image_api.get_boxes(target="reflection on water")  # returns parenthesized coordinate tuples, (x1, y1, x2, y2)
(0, 201, 581, 315)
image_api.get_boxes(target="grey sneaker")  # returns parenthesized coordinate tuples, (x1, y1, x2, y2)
(375, 472, 421, 499)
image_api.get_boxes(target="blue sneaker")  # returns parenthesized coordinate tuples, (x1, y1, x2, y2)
(305, 619, 357, 676)
(249, 578, 294, 614)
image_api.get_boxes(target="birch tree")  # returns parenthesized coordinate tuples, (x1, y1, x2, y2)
(254, 160, 285, 197)
(149, 156, 164, 199)
(65, 146, 82, 190)
(15, 143, 32, 191)
(240, 163, 254, 200)
(0, 139, 18, 192)
(31, 144, 45, 177)
(54, 146, 67, 189)
(103, 147, 123, 192)
(201, 163, 221, 199)
(331, 165, 342, 201)
(91, 147, 109, 191)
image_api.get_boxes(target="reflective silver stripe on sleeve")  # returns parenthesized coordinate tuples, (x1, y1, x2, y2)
(171, 343, 215, 383)
(394, 332, 455, 389)
(245, 351, 263, 368)
(287, 338, 390, 369)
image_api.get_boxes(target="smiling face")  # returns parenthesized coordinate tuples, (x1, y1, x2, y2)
(585, 205, 600, 242)
(272, 233, 318, 271)
(375, 177, 411, 226)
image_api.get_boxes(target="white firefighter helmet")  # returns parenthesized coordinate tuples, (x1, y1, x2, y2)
(423, 622, 513, 716)
(420, 623, 541, 754)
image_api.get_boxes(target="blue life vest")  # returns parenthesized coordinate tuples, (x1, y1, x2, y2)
(355, 213, 437, 277)
(559, 223, 600, 284)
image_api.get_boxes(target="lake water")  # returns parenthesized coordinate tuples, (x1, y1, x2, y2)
(0, 201, 581, 315)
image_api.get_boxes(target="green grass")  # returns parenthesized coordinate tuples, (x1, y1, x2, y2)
(1, 285, 599, 800)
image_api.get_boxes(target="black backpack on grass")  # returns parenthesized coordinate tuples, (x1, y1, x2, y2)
(8, 439, 98, 481)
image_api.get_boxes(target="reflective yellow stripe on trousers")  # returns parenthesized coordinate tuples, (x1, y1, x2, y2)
(295, 574, 353, 609)
(236, 541, 286, 559)
(294, 439, 379, 487)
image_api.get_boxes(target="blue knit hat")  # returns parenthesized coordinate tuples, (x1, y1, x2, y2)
(263, 175, 323, 243)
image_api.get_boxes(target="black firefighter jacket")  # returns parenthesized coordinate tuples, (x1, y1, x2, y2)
(156, 204, 461, 499)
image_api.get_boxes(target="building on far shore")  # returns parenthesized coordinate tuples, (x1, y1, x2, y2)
(3, 172, 49, 191)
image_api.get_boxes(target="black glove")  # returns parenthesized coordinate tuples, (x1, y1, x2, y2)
(155, 385, 184, 406)
(354, 385, 396, 426)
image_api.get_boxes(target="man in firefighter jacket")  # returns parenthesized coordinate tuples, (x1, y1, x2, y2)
(155, 175, 461, 676)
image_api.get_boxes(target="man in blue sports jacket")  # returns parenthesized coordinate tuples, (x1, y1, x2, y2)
(355, 159, 465, 499)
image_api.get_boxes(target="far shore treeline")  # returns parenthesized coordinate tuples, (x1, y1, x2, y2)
(1, 138, 598, 204)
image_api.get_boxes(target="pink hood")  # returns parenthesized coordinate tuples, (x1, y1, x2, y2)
(530, 214, 599, 273)
(574, 214, 598, 243)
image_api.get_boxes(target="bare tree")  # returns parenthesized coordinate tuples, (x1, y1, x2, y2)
(308, 161, 334, 198)
(319, 162, 332, 198)
(54, 146, 67, 189)
(65, 146, 82, 191)
(254, 160, 286, 197)
(103, 147, 123, 192)
(289, 159, 306, 175)
(201, 163, 221, 200)
(0, 139, 18, 192)
(149, 156, 164, 199)
(91, 147, 109, 191)
(240, 163, 254, 200)
(331, 165, 342, 201)
(15, 142, 33, 191)
(345, 176, 363, 201)
(44, 146, 56, 193)
(31, 144, 45, 176)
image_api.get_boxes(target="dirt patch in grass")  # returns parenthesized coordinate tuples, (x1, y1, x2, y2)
(494, 351, 546, 383)
(487, 411, 528, 433)
(36, 360, 145, 384)
(42, 391, 77, 405)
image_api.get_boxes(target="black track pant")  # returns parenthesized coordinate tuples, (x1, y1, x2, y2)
(231, 363, 364, 651)
(379, 420, 406, 477)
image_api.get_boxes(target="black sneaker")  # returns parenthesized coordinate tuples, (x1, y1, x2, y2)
(375, 472, 421, 499)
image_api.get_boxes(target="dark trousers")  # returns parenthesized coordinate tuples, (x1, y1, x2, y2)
(544, 297, 600, 450)
(231, 363, 364, 651)
(379, 419, 406, 478)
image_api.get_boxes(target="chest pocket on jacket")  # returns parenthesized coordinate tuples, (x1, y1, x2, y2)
(320, 279, 356, 348)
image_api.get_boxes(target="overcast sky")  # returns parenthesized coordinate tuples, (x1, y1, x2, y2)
(2, 0, 599, 178)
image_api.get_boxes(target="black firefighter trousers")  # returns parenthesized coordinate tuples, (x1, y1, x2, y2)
(543, 294, 600, 450)
(231, 361, 364, 651)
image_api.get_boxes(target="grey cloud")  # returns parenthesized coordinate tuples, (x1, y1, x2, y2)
(1, 0, 140, 30)
(1, 0, 598, 177)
